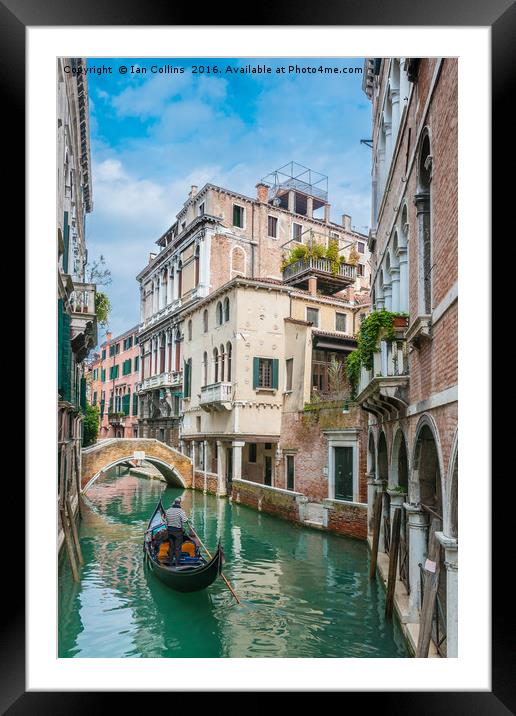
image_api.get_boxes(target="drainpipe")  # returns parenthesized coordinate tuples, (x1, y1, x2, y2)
(251, 203, 255, 277)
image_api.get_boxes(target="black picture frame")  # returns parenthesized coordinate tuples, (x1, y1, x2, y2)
(6, 0, 508, 710)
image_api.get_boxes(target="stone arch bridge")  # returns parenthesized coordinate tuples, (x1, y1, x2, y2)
(81, 438, 193, 492)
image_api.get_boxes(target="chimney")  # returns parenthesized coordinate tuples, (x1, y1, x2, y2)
(308, 276, 317, 296)
(189, 185, 198, 199)
(256, 182, 269, 203)
(106, 331, 112, 342)
(342, 214, 352, 231)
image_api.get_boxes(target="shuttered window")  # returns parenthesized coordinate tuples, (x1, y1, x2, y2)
(58, 299, 72, 402)
(253, 357, 279, 390)
(133, 393, 138, 416)
(134, 356, 139, 372)
(122, 393, 130, 416)
(63, 211, 70, 273)
(101, 368, 106, 382)
(183, 359, 191, 398)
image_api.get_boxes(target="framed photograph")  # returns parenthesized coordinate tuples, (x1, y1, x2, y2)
(7, 0, 506, 708)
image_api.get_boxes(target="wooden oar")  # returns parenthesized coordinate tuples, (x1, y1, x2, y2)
(189, 525, 241, 605)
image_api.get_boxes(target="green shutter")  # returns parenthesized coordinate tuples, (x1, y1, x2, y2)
(272, 359, 279, 390)
(123, 394, 130, 416)
(57, 299, 63, 394)
(80, 376, 87, 412)
(63, 211, 69, 274)
(60, 307, 72, 403)
(134, 356, 139, 372)
(253, 357, 260, 389)
(183, 359, 191, 398)
(100, 399, 105, 417)
(108, 395, 113, 412)
(101, 368, 105, 382)
(133, 393, 138, 416)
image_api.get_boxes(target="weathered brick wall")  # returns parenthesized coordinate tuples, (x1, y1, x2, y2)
(231, 478, 302, 523)
(193, 470, 218, 495)
(81, 439, 193, 489)
(279, 404, 368, 503)
(324, 500, 368, 540)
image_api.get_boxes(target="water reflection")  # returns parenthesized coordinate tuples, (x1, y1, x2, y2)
(58, 468, 407, 658)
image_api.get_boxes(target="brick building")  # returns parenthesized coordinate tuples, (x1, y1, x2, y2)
(135, 164, 372, 538)
(359, 58, 458, 656)
(88, 326, 141, 438)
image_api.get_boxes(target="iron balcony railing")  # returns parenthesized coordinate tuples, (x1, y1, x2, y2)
(358, 338, 409, 396)
(136, 371, 182, 393)
(282, 257, 356, 282)
(200, 382, 232, 405)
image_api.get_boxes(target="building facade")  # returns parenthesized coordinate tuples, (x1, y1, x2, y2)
(57, 58, 97, 555)
(135, 163, 370, 445)
(88, 326, 141, 439)
(359, 58, 458, 656)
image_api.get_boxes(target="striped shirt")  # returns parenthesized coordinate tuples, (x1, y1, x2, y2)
(165, 506, 188, 530)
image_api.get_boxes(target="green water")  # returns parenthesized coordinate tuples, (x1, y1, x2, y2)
(58, 469, 407, 658)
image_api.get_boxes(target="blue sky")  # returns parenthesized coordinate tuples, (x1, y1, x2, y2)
(86, 57, 372, 341)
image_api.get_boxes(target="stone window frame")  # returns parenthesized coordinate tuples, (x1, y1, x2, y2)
(306, 306, 319, 327)
(284, 452, 296, 492)
(232, 203, 246, 230)
(324, 429, 361, 504)
(267, 214, 279, 239)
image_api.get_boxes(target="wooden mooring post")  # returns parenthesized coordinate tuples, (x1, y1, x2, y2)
(416, 518, 442, 658)
(384, 508, 401, 619)
(369, 491, 383, 580)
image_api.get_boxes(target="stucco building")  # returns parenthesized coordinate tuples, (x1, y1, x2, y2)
(57, 57, 97, 555)
(359, 58, 458, 656)
(88, 326, 141, 439)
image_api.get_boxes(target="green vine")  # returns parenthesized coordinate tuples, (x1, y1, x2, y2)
(95, 291, 111, 326)
(346, 310, 409, 397)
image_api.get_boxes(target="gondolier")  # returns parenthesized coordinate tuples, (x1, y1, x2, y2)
(165, 497, 188, 566)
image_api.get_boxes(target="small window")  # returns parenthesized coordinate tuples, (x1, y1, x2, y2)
(358, 242, 365, 254)
(203, 309, 208, 333)
(115, 343, 120, 354)
(292, 223, 303, 242)
(265, 443, 272, 450)
(188, 320, 192, 341)
(306, 307, 319, 326)
(285, 358, 293, 391)
(198, 202, 205, 216)
(286, 455, 295, 491)
(268, 216, 278, 238)
(233, 204, 244, 228)
(249, 443, 257, 463)
(357, 263, 364, 277)
(181, 222, 186, 231)
(101, 349, 106, 360)
(216, 301, 223, 326)
(259, 358, 272, 388)
(335, 313, 347, 332)
(196, 416, 201, 432)
(224, 297, 230, 322)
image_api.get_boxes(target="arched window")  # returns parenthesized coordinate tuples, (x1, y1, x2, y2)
(416, 131, 432, 315)
(223, 297, 230, 322)
(187, 319, 192, 341)
(177, 261, 183, 299)
(216, 301, 223, 326)
(226, 342, 232, 382)
(203, 351, 208, 386)
(203, 309, 208, 333)
(220, 344, 225, 382)
(213, 348, 219, 383)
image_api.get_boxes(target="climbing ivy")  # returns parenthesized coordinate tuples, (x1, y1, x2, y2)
(346, 310, 409, 397)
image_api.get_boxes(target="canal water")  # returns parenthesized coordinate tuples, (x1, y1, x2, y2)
(58, 469, 408, 658)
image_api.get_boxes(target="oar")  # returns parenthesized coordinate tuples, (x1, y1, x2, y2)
(189, 525, 241, 605)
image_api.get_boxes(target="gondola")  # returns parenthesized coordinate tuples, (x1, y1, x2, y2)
(143, 499, 223, 593)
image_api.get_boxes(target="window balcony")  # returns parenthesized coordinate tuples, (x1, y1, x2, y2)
(69, 281, 97, 359)
(108, 412, 126, 427)
(199, 382, 232, 411)
(140, 298, 181, 330)
(355, 338, 409, 418)
(136, 371, 182, 393)
(282, 257, 356, 295)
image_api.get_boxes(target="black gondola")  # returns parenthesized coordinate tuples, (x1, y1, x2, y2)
(143, 499, 223, 593)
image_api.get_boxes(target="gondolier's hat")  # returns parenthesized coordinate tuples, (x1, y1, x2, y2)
(173, 497, 181, 506)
